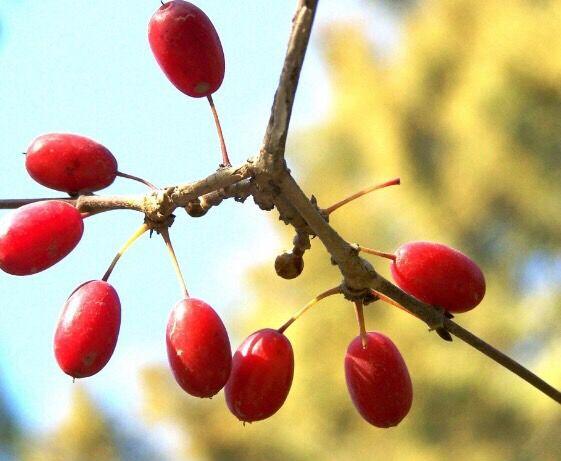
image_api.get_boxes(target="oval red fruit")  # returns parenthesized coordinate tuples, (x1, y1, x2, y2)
(345, 332, 413, 428)
(26, 133, 118, 194)
(0, 201, 84, 276)
(166, 298, 232, 398)
(54, 280, 121, 379)
(148, 0, 225, 97)
(390, 241, 486, 313)
(225, 329, 294, 422)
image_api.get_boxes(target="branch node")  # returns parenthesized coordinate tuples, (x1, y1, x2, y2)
(340, 282, 373, 303)
(185, 199, 208, 218)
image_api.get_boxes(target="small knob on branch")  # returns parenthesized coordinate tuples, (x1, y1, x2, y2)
(275, 252, 304, 279)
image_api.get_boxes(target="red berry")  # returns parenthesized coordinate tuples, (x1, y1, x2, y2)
(166, 298, 231, 398)
(54, 280, 121, 379)
(25, 133, 118, 194)
(0, 201, 84, 276)
(345, 332, 413, 428)
(225, 329, 294, 422)
(390, 241, 486, 313)
(148, 1, 225, 97)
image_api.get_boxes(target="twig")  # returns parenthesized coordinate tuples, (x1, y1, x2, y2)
(277, 172, 379, 290)
(373, 276, 561, 404)
(260, 0, 319, 163)
(0, 198, 77, 209)
(443, 319, 561, 404)
(169, 162, 254, 207)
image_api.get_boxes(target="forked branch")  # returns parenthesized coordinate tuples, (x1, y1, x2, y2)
(1, 0, 558, 406)
(257, 0, 561, 405)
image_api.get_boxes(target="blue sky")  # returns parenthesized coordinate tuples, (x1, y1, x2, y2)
(0, 0, 402, 432)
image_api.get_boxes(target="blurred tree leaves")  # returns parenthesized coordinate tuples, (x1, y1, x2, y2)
(20, 386, 159, 461)
(21, 387, 120, 461)
(0, 374, 20, 460)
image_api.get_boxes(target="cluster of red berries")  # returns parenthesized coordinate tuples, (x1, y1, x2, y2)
(346, 241, 486, 426)
(0, 0, 488, 428)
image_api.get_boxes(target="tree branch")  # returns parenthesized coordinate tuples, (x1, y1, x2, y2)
(0, 198, 77, 209)
(168, 162, 254, 207)
(277, 172, 380, 290)
(259, 0, 319, 169)
(444, 319, 561, 404)
(372, 276, 561, 404)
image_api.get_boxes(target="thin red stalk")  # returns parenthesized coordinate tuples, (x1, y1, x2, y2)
(371, 289, 419, 320)
(325, 178, 400, 215)
(116, 171, 158, 190)
(360, 246, 396, 261)
(278, 286, 341, 334)
(207, 95, 231, 167)
(102, 223, 149, 281)
(160, 228, 189, 299)
(354, 300, 367, 348)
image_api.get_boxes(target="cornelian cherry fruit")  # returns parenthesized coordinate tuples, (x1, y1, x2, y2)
(26, 133, 117, 194)
(390, 241, 486, 313)
(0, 201, 84, 276)
(225, 329, 294, 422)
(54, 280, 121, 379)
(345, 332, 413, 428)
(148, 1, 225, 97)
(166, 298, 232, 398)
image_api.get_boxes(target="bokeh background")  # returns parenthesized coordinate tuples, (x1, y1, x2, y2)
(1, 0, 560, 459)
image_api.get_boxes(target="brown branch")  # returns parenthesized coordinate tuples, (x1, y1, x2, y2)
(169, 162, 254, 207)
(254, 1, 560, 406)
(444, 319, 561, 404)
(372, 276, 561, 404)
(0, 198, 77, 209)
(186, 179, 255, 217)
(259, 0, 319, 168)
(277, 172, 379, 291)
(1, 164, 255, 225)
(76, 194, 146, 214)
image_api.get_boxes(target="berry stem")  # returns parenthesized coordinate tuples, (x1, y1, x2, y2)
(353, 300, 368, 348)
(160, 227, 190, 299)
(207, 95, 231, 167)
(102, 223, 149, 281)
(116, 171, 158, 190)
(359, 246, 396, 261)
(371, 289, 418, 319)
(277, 286, 341, 334)
(80, 210, 108, 219)
(324, 177, 400, 215)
